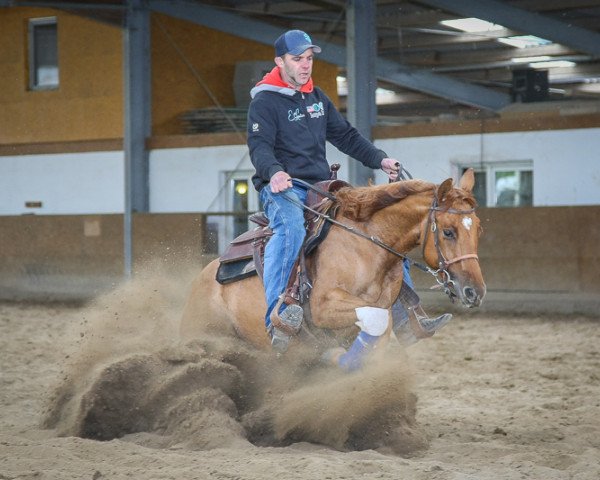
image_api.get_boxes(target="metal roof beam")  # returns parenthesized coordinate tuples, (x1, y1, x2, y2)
(148, 0, 510, 111)
(0, 1, 125, 9)
(376, 59, 509, 110)
(419, 0, 600, 57)
(149, 0, 288, 45)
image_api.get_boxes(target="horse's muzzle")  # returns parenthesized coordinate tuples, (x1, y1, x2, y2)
(461, 284, 486, 308)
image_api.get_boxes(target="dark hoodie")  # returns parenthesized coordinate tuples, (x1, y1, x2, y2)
(247, 67, 388, 191)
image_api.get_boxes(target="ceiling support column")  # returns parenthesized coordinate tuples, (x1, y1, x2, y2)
(346, 0, 378, 186)
(123, 0, 151, 277)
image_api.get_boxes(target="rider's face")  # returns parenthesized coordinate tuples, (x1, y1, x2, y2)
(276, 49, 314, 89)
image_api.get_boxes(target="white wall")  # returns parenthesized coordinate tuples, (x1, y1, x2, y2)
(376, 127, 600, 206)
(1, 127, 599, 217)
(149, 145, 253, 213)
(0, 151, 124, 215)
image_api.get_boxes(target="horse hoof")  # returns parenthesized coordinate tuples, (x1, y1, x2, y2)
(320, 347, 346, 367)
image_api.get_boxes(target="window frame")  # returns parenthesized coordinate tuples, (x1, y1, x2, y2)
(28, 16, 59, 91)
(453, 160, 534, 207)
(210, 170, 259, 254)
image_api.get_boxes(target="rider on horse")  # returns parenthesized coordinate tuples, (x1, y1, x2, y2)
(246, 30, 451, 361)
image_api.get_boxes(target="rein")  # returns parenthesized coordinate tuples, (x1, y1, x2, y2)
(285, 177, 479, 301)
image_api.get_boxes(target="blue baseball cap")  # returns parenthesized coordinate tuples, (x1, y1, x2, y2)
(275, 30, 322, 57)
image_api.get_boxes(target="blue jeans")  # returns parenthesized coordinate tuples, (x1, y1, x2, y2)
(259, 185, 308, 330)
(403, 259, 414, 289)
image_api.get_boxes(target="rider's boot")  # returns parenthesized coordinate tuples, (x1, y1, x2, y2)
(269, 297, 303, 353)
(391, 281, 452, 346)
(324, 306, 389, 372)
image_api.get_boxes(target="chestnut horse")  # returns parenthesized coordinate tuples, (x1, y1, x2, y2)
(180, 169, 486, 351)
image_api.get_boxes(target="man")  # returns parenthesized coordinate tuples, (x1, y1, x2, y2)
(247, 30, 450, 358)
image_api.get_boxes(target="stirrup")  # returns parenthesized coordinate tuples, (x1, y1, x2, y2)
(269, 296, 303, 336)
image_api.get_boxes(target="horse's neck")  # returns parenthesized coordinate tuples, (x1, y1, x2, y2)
(371, 191, 432, 253)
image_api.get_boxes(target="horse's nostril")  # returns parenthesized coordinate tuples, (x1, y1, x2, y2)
(464, 287, 477, 302)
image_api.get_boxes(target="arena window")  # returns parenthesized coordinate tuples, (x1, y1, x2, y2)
(28, 17, 59, 90)
(460, 161, 533, 207)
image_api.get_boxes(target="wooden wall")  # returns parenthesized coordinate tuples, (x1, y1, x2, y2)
(0, 8, 340, 143)
(1, 208, 598, 308)
(0, 8, 123, 143)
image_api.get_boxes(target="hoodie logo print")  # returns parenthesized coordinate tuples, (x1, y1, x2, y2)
(288, 108, 305, 122)
(307, 102, 324, 118)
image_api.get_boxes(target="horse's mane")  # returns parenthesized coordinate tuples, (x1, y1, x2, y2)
(335, 179, 477, 221)
(335, 180, 434, 221)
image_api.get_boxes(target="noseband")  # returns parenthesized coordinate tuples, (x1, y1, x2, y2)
(422, 192, 479, 300)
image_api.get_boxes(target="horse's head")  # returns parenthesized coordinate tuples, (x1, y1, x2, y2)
(421, 169, 486, 307)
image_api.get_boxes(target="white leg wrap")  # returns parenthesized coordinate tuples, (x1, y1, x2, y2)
(354, 306, 389, 337)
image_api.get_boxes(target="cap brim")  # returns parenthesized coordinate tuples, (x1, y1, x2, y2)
(288, 44, 322, 55)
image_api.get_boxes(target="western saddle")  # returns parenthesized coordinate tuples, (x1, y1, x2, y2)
(216, 164, 349, 307)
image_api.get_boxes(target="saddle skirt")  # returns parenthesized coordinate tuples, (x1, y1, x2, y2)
(215, 178, 349, 287)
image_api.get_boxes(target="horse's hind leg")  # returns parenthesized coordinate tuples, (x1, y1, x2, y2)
(180, 260, 271, 350)
(180, 260, 236, 340)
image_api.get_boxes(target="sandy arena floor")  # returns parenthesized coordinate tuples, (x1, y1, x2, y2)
(1, 275, 599, 480)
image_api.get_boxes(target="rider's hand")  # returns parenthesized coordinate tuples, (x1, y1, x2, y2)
(269, 170, 292, 193)
(381, 158, 400, 181)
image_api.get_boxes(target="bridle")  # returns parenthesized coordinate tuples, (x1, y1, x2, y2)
(283, 178, 480, 301)
(421, 190, 480, 300)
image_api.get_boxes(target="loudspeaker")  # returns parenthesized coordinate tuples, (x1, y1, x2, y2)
(511, 68, 548, 103)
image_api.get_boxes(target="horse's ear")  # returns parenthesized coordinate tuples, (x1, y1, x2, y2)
(437, 178, 454, 203)
(459, 168, 475, 193)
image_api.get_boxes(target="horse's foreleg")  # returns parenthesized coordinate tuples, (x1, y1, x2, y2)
(311, 287, 394, 370)
(310, 287, 391, 331)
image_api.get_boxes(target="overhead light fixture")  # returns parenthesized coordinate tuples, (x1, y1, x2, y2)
(440, 17, 505, 32)
(530, 60, 576, 69)
(498, 35, 552, 48)
(511, 56, 577, 68)
(511, 56, 552, 63)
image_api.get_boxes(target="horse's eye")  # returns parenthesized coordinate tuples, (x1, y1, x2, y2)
(443, 228, 455, 239)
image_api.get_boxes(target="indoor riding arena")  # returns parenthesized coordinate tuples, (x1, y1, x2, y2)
(1, 1, 599, 479)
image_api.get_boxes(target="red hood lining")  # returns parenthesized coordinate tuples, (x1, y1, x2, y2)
(255, 66, 314, 93)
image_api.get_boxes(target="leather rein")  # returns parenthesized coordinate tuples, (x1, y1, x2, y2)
(286, 177, 479, 301)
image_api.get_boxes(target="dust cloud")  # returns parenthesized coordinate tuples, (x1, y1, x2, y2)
(41, 264, 423, 455)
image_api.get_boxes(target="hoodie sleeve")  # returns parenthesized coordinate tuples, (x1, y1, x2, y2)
(322, 91, 387, 169)
(247, 95, 285, 183)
